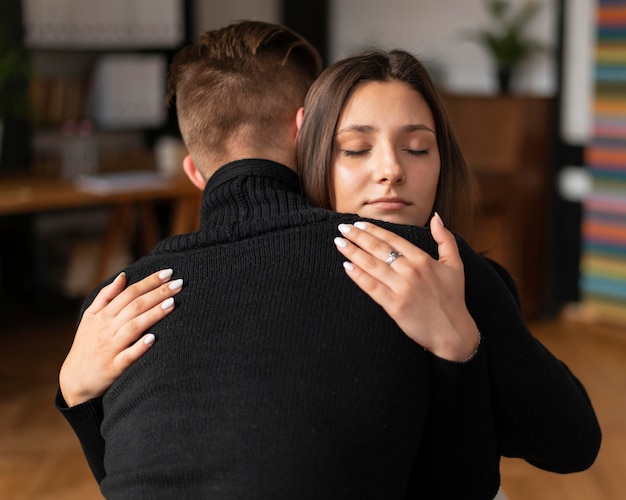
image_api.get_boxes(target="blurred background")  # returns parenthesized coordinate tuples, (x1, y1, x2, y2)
(1, 0, 618, 323)
(1, 1, 625, 499)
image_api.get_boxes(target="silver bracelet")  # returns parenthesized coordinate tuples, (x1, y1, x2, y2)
(462, 330, 482, 363)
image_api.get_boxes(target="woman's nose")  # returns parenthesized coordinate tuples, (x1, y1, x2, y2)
(374, 149, 405, 184)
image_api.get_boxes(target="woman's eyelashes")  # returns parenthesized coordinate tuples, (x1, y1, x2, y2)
(341, 148, 371, 157)
(340, 147, 430, 158)
(404, 148, 429, 156)
(335, 132, 433, 158)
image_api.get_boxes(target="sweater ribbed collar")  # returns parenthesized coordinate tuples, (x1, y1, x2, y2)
(205, 158, 300, 194)
(199, 158, 313, 230)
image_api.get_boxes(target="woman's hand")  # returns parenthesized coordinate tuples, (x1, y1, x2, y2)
(333, 213, 479, 362)
(59, 269, 183, 407)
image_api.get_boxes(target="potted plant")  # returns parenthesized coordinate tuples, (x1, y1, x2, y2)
(0, 24, 30, 164)
(465, 0, 545, 93)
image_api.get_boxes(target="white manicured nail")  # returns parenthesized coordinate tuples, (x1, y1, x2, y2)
(334, 237, 348, 248)
(144, 333, 155, 345)
(354, 221, 367, 230)
(434, 212, 444, 227)
(159, 269, 174, 280)
(114, 272, 125, 282)
(343, 262, 354, 272)
(161, 297, 175, 310)
(338, 223, 351, 234)
(168, 279, 183, 291)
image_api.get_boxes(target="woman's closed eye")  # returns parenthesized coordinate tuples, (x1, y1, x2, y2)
(341, 148, 371, 157)
(404, 148, 429, 156)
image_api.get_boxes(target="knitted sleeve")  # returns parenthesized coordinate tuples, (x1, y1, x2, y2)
(55, 388, 106, 483)
(409, 346, 501, 500)
(53, 280, 113, 485)
(456, 236, 602, 473)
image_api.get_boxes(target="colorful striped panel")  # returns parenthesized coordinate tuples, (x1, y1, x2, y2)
(581, 0, 626, 326)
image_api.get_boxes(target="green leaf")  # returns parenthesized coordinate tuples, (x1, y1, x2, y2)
(465, 0, 546, 71)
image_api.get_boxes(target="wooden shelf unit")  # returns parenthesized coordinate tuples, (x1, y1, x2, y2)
(441, 94, 554, 319)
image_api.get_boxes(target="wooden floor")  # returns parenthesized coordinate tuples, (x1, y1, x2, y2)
(0, 297, 624, 499)
(0, 297, 103, 499)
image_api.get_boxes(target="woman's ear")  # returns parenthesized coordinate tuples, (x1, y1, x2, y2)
(182, 155, 207, 191)
(296, 107, 304, 133)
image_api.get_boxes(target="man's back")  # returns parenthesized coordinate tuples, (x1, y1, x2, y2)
(98, 160, 439, 498)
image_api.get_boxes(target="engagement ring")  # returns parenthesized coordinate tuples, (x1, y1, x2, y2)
(385, 250, 402, 265)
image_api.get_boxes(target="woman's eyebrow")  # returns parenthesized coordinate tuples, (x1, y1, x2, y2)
(336, 123, 436, 135)
(402, 123, 436, 134)
(336, 124, 376, 135)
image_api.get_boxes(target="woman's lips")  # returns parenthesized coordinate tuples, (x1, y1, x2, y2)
(367, 198, 410, 210)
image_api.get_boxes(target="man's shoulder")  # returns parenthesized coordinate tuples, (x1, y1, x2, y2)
(300, 216, 439, 258)
(362, 219, 439, 257)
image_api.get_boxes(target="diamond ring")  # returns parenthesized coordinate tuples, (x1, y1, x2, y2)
(384, 250, 402, 265)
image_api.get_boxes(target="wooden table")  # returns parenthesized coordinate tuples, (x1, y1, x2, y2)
(0, 173, 202, 287)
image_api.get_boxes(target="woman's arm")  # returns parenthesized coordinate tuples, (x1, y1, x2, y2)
(55, 390, 106, 482)
(335, 216, 500, 498)
(456, 240, 601, 472)
(56, 269, 183, 482)
(409, 345, 501, 499)
(334, 217, 601, 474)
(487, 255, 599, 468)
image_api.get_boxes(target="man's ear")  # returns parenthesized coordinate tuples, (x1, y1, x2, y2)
(296, 107, 304, 133)
(182, 155, 207, 191)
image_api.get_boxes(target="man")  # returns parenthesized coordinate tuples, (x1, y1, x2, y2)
(56, 21, 598, 499)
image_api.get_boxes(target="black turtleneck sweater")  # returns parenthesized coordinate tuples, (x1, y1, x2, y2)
(56, 160, 600, 500)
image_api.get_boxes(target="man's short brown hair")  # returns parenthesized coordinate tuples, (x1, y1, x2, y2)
(167, 21, 323, 175)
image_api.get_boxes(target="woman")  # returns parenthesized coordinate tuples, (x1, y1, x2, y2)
(59, 48, 600, 496)
(298, 49, 601, 474)
(297, 49, 480, 361)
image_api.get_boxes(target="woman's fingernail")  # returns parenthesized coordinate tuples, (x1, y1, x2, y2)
(168, 279, 183, 291)
(354, 221, 367, 230)
(159, 269, 174, 280)
(434, 212, 444, 227)
(343, 261, 354, 272)
(334, 237, 348, 248)
(338, 223, 351, 234)
(114, 271, 125, 282)
(161, 297, 175, 310)
(144, 333, 155, 345)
